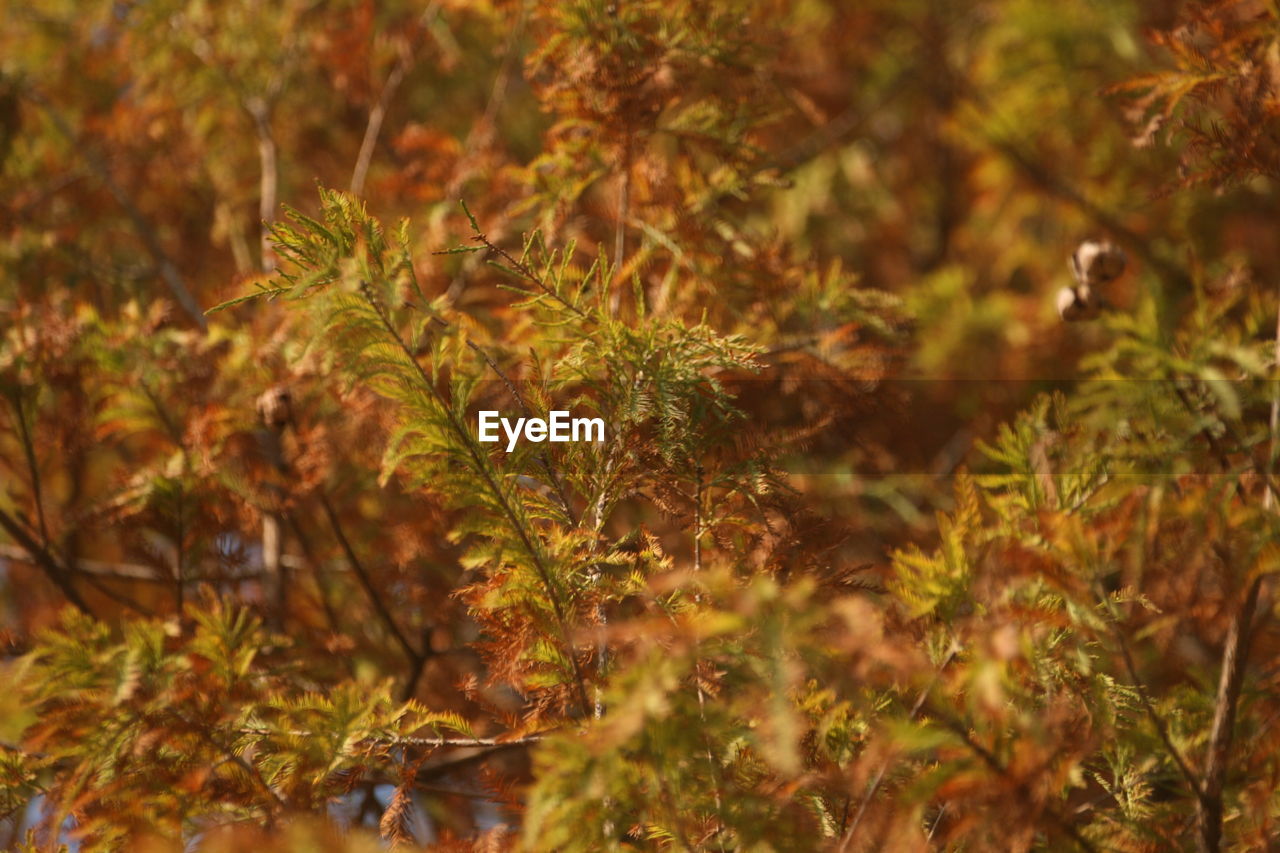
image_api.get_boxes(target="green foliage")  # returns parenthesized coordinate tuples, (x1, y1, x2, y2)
(10, 598, 467, 848)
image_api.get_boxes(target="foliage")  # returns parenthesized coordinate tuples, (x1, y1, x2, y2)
(4, 0, 1280, 851)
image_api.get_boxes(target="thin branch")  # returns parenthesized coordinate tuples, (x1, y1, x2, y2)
(1197, 569, 1264, 853)
(685, 464, 730, 849)
(412, 740, 538, 783)
(610, 133, 633, 316)
(837, 648, 956, 851)
(317, 492, 425, 687)
(9, 392, 51, 548)
(284, 511, 344, 639)
(74, 568, 151, 617)
(1096, 583, 1202, 799)
(1266, 279, 1280, 511)
(926, 803, 948, 842)
(349, 41, 416, 198)
(0, 508, 91, 614)
(0, 543, 309, 582)
(246, 97, 279, 273)
(426, 314, 577, 526)
(239, 729, 545, 750)
(443, 0, 524, 202)
(19, 88, 207, 329)
(450, 230, 590, 320)
(438, 7, 525, 307)
(1171, 379, 1280, 499)
(1159, 353, 1280, 853)
(932, 710, 1099, 853)
(175, 477, 186, 612)
(953, 73, 1193, 308)
(192, 720, 287, 813)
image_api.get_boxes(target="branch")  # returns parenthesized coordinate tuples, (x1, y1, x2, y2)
(610, 133, 632, 316)
(1120, 625, 1203, 798)
(239, 729, 545, 751)
(191, 719, 286, 814)
(316, 491, 426, 692)
(0, 508, 91, 614)
(1197, 573, 1263, 853)
(19, 88, 207, 330)
(983, 132, 1191, 298)
(1163, 370, 1280, 851)
(446, 226, 590, 321)
(950, 74, 1193, 309)
(8, 392, 50, 548)
(424, 313, 577, 526)
(349, 42, 415, 198)
(413, 740, 537, 784)
(1265, 279, 1280, 511)
(0, 543, 308, 582)
(836, 648, 955, 851)
(1096, 582, 1203, 800)
(246, 97, 279, 273)
(359, 282, 594, 718)
(933, 710, 1099, 853)
(1172, 383, 1238, 475)
(284, 510, 344, 639)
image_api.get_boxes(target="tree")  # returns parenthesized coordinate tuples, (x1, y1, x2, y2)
(3, 0, 1280, 850)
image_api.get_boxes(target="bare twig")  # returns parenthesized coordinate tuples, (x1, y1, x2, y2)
(317, 491, 427, 698)
(0, 508, 91, 614)
(246, 97, 279, 273)
(283, 511, 344, 639)
(1197, 285, 1280, 853)
(349, 41, 416, 198)
(9, 393, 51, 548)
(610, 133, 632, 316)
(1197, 573, 1262, 853)
(0, 543, 308, 583)
(1265, 280, 1280, 511)
(413, 740, 538, 783)
(461, 230, 591, 320)
(1164, 361, 1280, 852)
(239, 728, 545, 750)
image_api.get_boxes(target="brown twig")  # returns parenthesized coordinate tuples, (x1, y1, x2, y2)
(610, 133, 632, 316)
(836, 649, 956, 851)
(284, 511, 344, 639)
(317, 491, 426, 698)
(1265, 280, 1280, 511)
(9, 393, 51, 548)
(1165, 371, 1280, 851)
(0, 508, 91, 615)
(350, 41, 416, 198)
(1197, 573, 1262, 853)
(466, 231, 592, 320)
(246, 97, 279, 273)
(426, 314, 578, 526)
(932, 709, 1099, 853)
